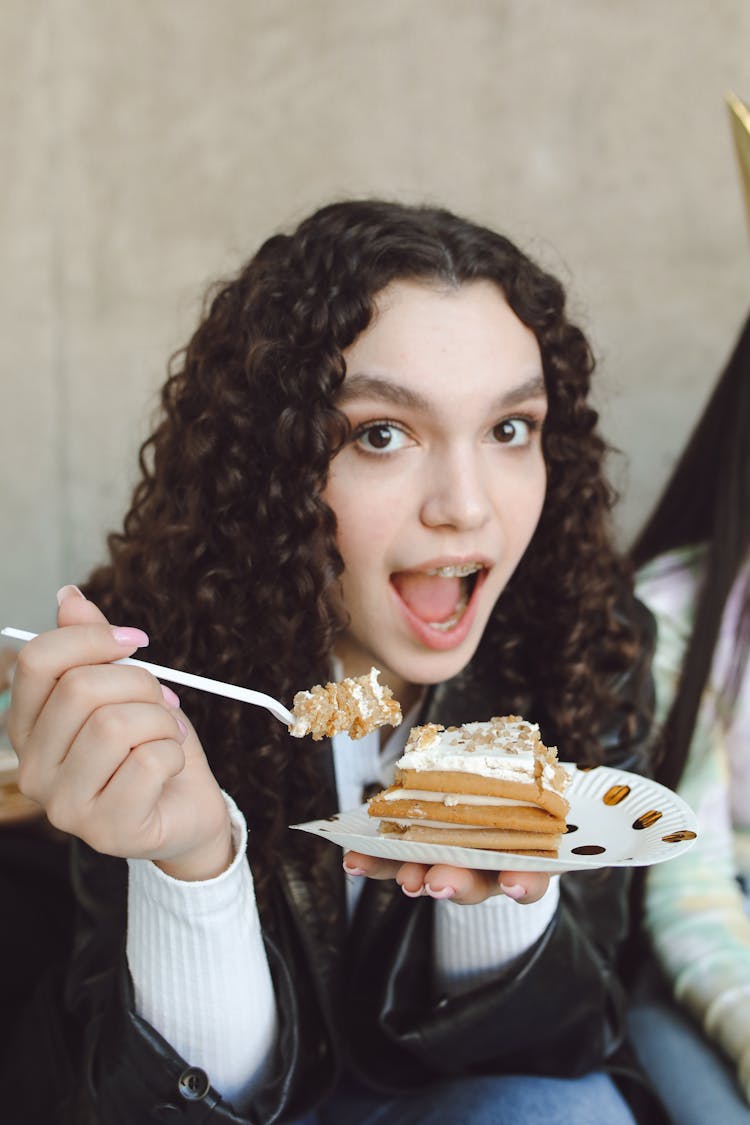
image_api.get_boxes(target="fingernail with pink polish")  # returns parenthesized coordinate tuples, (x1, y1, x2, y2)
(400, 885, 425, 898)
(112, 627, 149, 648)
(175, 717, 188, 739)
(161, 685, 180, 708)
(500, 882, 526, 901)
(56, 584, 85, 606)
(425, 884, 456, 900)
(343, 862, 366, 876)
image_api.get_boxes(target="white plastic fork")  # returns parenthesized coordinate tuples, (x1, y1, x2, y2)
(1, 627, 295, 727)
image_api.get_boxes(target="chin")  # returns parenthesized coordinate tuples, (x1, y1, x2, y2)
(394, 639, 481, 690)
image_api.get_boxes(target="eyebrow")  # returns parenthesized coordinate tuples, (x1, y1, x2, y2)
(337, 371, 547, 411)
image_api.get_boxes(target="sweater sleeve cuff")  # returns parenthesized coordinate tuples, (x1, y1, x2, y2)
(126, 790, 250, 918)
(433, 876, 560, 996)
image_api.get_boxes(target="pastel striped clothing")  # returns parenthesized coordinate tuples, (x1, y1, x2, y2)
(636, 546, 750, 1103)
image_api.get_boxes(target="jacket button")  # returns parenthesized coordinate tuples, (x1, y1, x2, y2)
(178, 1066, 210, 1101)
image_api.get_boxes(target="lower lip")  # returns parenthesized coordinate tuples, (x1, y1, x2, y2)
(389, 571, 487, 652)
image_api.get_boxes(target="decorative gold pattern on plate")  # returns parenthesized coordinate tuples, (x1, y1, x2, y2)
(603, 784, 631, 806)
(633, 809, 663, 830)
(662, 830, 697, 844)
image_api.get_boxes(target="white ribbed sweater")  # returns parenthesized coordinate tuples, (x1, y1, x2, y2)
(126, 719, 559, 1110)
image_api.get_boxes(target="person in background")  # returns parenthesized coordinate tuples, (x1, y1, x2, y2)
(629, 310, 750, 1123)
(5, 200, 659, 1124)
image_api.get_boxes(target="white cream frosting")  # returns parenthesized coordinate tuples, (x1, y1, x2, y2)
(382, 817, 491, 830)
(369, 666, 386, 704)
(341, 668, 384, 719)
(380, 789, 532, 809)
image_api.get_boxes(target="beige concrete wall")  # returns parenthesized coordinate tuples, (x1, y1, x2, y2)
(1, 0, 748, 632)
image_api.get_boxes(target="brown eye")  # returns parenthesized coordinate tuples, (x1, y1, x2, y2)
(494, 421, 516, 443)
(354, 423, 409, 454)
(492, 418, 532, 446)
(365, 425, 393, 449)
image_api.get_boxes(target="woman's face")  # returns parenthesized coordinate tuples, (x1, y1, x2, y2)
(324, 279, 547, 705)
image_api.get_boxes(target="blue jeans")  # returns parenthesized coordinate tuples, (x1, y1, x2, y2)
(293, 1070, 635, 1125)
(629, 1002, 750, 1125)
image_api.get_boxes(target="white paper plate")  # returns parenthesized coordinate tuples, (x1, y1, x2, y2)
(290, 765, 698, 873)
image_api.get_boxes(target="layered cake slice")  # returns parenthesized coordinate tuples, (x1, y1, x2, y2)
(367, 715, 571, 857)
(288, 667, 402, 740)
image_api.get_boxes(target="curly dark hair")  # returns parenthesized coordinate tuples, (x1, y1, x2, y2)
(84, 199, 641, 909)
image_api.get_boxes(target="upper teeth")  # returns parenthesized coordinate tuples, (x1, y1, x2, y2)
(426, 563, 483, 578)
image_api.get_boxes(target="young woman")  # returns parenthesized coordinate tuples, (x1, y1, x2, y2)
(630, 312, 750, 1121)
(7, 201, 657, 1124)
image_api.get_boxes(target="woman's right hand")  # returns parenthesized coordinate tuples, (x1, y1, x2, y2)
(8, 585, 233, 881)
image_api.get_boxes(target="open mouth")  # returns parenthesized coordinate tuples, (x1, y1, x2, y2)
(390, 563, 486, 633)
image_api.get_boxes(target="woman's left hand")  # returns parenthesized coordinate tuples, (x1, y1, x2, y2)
(342, 851, 550, 905)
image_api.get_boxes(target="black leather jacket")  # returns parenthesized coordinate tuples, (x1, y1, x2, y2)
(8, 598, 666, 1124)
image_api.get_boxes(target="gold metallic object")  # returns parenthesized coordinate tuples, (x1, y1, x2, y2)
(727, 92, 750, 232)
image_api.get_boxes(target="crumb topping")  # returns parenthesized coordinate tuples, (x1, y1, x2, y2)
(288, 667, 402, 740)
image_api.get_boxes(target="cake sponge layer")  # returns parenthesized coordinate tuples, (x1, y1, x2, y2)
(368, 789, 565, 833)
(378, 821, 560, 856)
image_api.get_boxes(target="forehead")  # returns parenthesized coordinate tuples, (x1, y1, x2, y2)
(340, 279, 544, 406)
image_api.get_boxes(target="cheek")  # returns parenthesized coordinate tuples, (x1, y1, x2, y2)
(508, 463, 547, 548)
(327, 483, 398, 566)
(326, 504, 379, 598)
(532, 465, 548, 522)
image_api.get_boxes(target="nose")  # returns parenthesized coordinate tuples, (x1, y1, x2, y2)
(419, 446, 492, 532)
